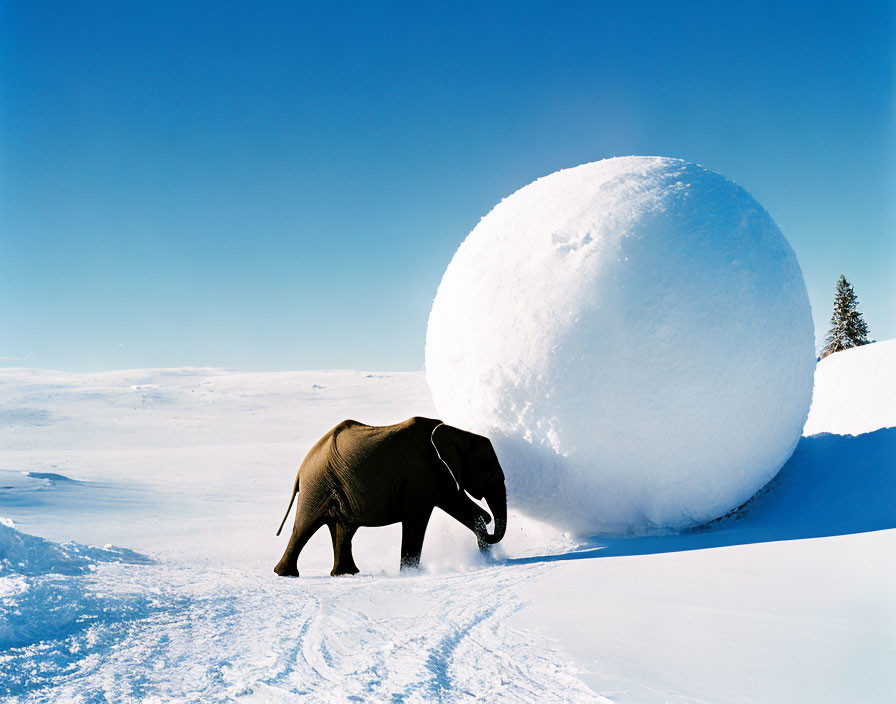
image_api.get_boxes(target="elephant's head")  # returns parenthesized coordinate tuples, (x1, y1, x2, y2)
(431, 423, 507, 546)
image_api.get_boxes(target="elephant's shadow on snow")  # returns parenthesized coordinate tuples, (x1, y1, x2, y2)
(503, 427, 896, 565)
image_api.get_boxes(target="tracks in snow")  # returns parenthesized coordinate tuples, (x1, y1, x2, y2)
(1, 560, 608, 703)
(250, 563, 606, 703)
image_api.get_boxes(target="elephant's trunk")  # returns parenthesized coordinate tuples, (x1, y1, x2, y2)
(479, 482, 507, 544)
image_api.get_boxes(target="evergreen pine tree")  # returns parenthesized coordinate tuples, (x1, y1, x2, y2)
(820, 275, 870, 359)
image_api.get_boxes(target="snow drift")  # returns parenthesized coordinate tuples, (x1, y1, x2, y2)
(0, 517, 150, 578)
(426, 156, 815, 534)
(805, 339, 896, 436)
(0, 518, 152, 668)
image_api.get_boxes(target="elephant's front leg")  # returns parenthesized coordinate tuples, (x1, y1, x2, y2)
(328, 522, 360, 576)
(400, 507, 433, 570)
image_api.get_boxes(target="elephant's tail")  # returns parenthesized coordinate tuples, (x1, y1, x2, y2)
(275, 474, 300, 536)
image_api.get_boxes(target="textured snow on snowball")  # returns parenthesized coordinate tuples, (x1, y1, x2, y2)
(426, 157, 815, 534)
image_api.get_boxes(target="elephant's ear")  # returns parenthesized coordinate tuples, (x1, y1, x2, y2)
(431, 423, 468, 491)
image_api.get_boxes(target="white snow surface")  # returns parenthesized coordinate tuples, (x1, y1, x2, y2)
(426, 156, 816, 534)
(1, 342, 894, 702)
(804, 339, 896, 436)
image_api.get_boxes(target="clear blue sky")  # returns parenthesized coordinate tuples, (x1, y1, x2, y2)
(2, 1, 893, 371)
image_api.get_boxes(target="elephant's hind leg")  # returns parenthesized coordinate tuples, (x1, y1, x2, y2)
(274, 510, 325, 577)
(328, 522, 359, 576)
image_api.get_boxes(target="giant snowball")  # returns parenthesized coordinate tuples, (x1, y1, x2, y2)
(426, 157, 815, 534)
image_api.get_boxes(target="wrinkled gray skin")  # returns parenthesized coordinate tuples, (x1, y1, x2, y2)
(274, 417, 507, 576)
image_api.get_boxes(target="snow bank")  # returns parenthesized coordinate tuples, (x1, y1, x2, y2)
(0, 519, 150, 577)
(0, 520, 152, 658)
(426, 156, 815, 534)
(805, 339, 896, 436)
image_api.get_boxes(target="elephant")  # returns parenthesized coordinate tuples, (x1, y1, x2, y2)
(273, 416, 507, 576)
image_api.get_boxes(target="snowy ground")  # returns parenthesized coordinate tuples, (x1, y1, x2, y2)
(1, 343, 894, 702)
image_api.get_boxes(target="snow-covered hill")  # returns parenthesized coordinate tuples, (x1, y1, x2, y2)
(1, 342, 893, 702)
(805, 338, 896, 435)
